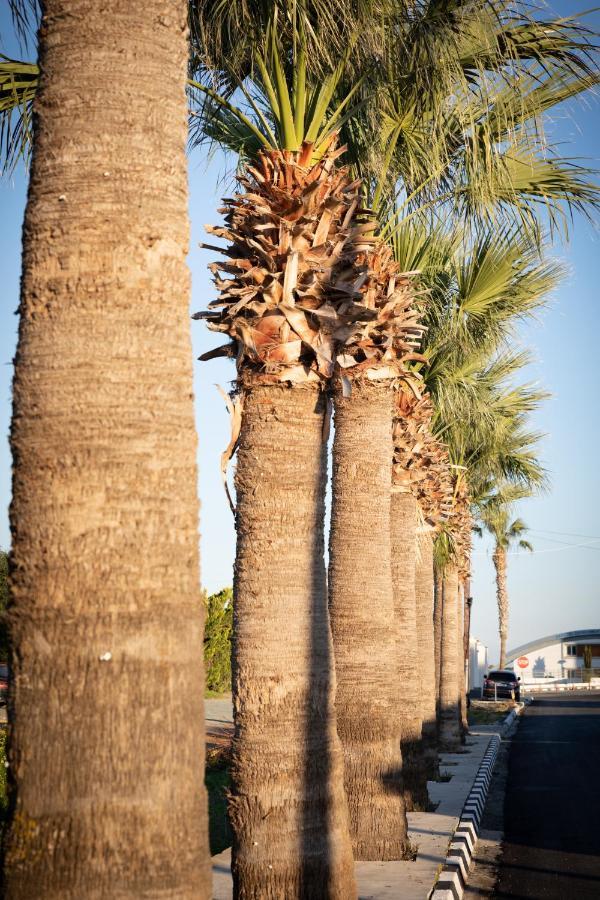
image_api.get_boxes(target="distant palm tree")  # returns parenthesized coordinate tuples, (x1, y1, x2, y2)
(475, 497, 534, 670)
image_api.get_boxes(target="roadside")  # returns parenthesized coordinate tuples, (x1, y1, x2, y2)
(468, 700, 515, 728)
(213, 731, 497, 899)
(463, 728, 513, 896)
(495, 691, 600, 899)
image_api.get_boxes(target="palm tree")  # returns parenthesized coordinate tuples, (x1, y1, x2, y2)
(475, 492, 534, 669)
(393, 391, 453, 786)
(348, 0, 598, 791)
(394, 213, 559, 741)
(2, 1, 211, 896)
(328, 1, 598, 847)
(189, 8, 396, 887)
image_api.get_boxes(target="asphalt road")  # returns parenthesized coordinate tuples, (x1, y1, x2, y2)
(495, 691, 600, 899)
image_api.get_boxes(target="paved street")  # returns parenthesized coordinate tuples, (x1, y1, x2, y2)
(496, 692, 600, 899)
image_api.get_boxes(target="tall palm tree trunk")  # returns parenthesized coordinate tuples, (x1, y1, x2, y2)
(463, 580, 472, 704)
(3, 2, 211, 896)
(438, 566, 462, 750)
(493, 545, 509, 669)
(457, 582, 468, 735)
(329, 380, 408, 860)
(415, 530, 439, 778)
(390, 490, 428, 811)
(232, 384, 356, 898)
(433, 563, 443, 718)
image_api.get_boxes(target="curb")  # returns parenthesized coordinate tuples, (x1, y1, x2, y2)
(430, 734, 501, 899)
(499, 703, 522, 733)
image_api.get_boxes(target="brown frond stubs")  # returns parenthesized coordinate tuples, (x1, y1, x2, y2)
(449, 479, 473, 580)
(333, 236, 426, 384)
(195, 142, 370, 385)
(393, 391, 453, 528)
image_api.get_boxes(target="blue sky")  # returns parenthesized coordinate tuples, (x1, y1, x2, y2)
(0, 4, 598, 665)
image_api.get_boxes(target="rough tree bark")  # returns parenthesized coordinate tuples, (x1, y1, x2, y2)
(463, 580, 473, 704)
(329, 380, 409, 860)
(415, 530, 439, 779)
(493, 545, 509, 669)
(391, 491, 428, 810)
(3, 2, 211, 897)
(457, 582, 468, 735)
(438, 566, 462, 750)
(231, 384, 356, 899)
(433, 563, 443, 717)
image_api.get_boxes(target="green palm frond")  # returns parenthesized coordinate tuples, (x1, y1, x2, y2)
(474, 484, 535, 552)
(3, 1, 39, 49)
(189, 12, 367, 161)
(0, 55, 37, 173)
(189, 0, 391, 81)
(462, 143, 600, 235)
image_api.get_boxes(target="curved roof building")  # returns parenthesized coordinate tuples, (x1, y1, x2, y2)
(506, 628, 600, 683)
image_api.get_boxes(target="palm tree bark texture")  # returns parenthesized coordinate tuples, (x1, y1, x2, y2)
(390, 490, 428, 810)
(493, 546, 509, 670)
(433, 564, 443, 717)
(438, 566, 462, 750)
(3, 2, 211, 897)
(232, 384, 356, 899)
(456, 582, 468, 735)
(329, 379, 409, 860)
(415, 529, 439, 779)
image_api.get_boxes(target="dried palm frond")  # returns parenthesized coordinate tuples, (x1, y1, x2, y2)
(196, 140, 424, 386)
(450, 477, 473, 581)
(333, 233, 426, 384)
(196, 140, 362, 384)
(393, 391, 453, 528)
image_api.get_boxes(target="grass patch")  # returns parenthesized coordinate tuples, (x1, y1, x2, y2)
(402, 838, 419, 861)
(206, 755, 232, 855)
(468, 707, 508, 725)
(205, 689, 231, 700)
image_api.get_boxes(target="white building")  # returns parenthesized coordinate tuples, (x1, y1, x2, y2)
(469, 637, 488, 691)
(505, 628, 600, 685)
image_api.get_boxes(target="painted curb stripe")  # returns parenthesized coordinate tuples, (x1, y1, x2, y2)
(430, 733, 502, 900)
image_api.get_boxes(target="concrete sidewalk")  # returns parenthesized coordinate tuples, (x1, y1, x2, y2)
(211, 732, 494, 899)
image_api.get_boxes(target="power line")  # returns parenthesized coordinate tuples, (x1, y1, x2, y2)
(473, 537, 600, 556)
(530, 527, 600, 541)
(528, 533, 600, 550)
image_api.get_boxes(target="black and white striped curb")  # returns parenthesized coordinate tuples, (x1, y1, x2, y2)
(430, 734, 501, 900)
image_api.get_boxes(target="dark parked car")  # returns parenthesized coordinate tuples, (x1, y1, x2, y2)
(0, 664, 8, 706)
(482, 669, 521, 702)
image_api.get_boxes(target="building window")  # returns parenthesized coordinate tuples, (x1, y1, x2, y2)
(566, 644, 577, 656)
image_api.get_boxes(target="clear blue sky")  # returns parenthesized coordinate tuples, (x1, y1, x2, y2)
(0, 4, 598, 665)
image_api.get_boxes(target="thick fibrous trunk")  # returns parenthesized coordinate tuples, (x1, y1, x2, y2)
(460, 582, 470, 733)
(391, 491, 428, 810)
(438, 566, 462, 750)
(4, 2, 211, 896)
(232, 384, 356, 899)
(433, 564, 443, 715)
(463, 581, 472, 700)
(493, 545, 509, 670)
(415, 531, 438, 779)
(329, 380, 408, 860)
(457, 583, 468, 736)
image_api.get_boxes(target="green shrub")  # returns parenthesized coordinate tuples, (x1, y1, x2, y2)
(204, 588, 233, 694)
